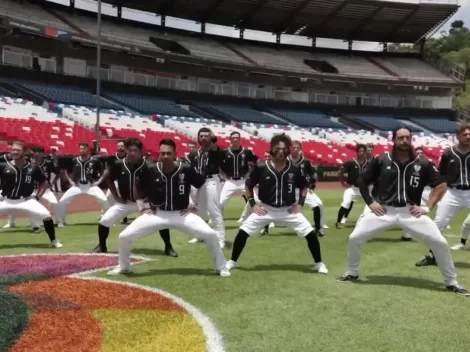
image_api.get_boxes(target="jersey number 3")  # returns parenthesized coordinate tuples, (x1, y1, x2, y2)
(410, 176, 419, 188)
(288, 184, 293, 193)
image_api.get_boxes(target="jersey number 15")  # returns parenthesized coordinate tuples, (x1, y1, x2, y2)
(410, 176, 420, 188)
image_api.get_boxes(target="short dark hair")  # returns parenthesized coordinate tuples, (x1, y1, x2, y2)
(7, 141, 12, 146)
(79, 142, 89, 148)
(230, 131, 240, 138)
(292, 140, 302, 148)
(12, 141, 25, 150)
(31, 145, 45, 153)
(392, 127, 411, 140)
(457, 124, 470, 134)
(125, 138, 143, 150)
(270, 133, 292, 154)
(211, 135, 217, 143)
(366, 143, 374, 148)
(198, 127, 211, 137)
(188, 141, 196, 146)
(160, 138, 176, 151)
(117, 140, 125, 145)
(415, 146, 423, 152)
(356, 144, 366, 152)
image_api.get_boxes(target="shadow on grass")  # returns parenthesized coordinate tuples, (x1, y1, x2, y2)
(368, 237, 411, 243)
(355, 275, 446, 292)
(0, 243, 52, 250)
(126, 267, 215, 277)
(237, 263, 313, 274)
(131, 248, 167, 257)
(454, 261, 470, 269)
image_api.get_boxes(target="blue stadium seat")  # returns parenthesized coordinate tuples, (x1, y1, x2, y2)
(351, 115, 422, 132)
(269, 108, 346, 128)
(19, 82, 117, 109)
(410, 118, 457, 134)
(106, 93, 198, 116)
(207, 104, 282, 124)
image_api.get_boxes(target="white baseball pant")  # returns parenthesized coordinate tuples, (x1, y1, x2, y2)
(57, 183, 109, 223)
(341, 186, 361, 209)
(189, 186, 198, 207)
(295, 189, 326, 227)
(0, 197, 53, 221)
(195, 177, 225, 245)
(240, 203, 314, 237)
(117, 212, 226, 271)
(220, 178, 245, 207)
(346, 206, 457, 286)
(100, 202, 138, 228)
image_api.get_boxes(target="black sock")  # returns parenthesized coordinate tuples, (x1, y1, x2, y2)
(337, 207, 348, 223)
(123, 217, 128, 222)
(305, 231, 322, 263)
(345, 201, 354, 218)
(242, 195, 248, 203)
(313, 206, 321, 230)
(461, 239, 467, 245)
(231, 230, 249, 262)
(264, 224, 269, 232)
(98, 224, 110, 248)
(159, 229, 172, 249)
(43, 219, 56, 242)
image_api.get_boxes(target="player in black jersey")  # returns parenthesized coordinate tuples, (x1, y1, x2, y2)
(336, 144, 368, 229)
(289, 141, 326, 237)
(186, 128, 226, 248)
(416, 125, 470, 266)
(0, 141, 12, 163)
(56, 142, 109, 225)
(225, 133, 328, 274)
(0, 141, 62, 248)
(337, 127, 469, 295)
(107, 138, 229, 277)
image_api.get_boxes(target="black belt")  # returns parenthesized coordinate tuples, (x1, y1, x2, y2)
(231, 177, 242, 180)
(206, 174, 218, 179)
(450, 185, 470, 190)
(386, 202, 407, 208)
(79, 181, 89, 185)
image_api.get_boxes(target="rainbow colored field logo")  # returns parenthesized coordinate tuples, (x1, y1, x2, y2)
(0, 254, 224, 352)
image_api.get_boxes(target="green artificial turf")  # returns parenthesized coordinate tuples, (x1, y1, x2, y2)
(1, 188, 470, 352)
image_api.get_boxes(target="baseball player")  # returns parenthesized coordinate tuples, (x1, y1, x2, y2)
(337, 127, 469, 296)
(289, 141, 326, 237)
(107, 138, 229, 277)
(93, 138, 177, 256)
(415, 125, 470, 266)
(225, 133, 328, 274)
(220, 132, 258, 209)
(56, 142, 109, 224)
(0, 141, 62, 248)
(186, 128, 226, 248)
(336, 144, 368, 229)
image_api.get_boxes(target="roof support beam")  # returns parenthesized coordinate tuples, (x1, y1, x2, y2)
(346, 4, 385, 39)
(200, 0, 227, 23)
(157, 0, 176, 15)
(300, 0, 351, 37)
(237, 0, 270, 28)
(275, 0, 311, 34)
(384, 6, 419, 42)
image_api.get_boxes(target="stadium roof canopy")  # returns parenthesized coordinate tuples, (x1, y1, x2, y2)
(103, 0, 459, 43)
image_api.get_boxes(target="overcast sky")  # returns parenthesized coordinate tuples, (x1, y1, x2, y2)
(47, 0, 470, 51)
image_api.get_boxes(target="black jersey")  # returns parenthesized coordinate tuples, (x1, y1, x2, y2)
(0, 154, 11, 163)
(289, 155, 316, 188)
(0, 161, 45, 199)
(36, 159, 57, 186)
(187, 148, 223, 177)
(439, 146, 470, 189)
(341, 158, 369, 187)
(69, 156, 103, 184)
(137, 161, 205, 211)
(358, 152, 442, 207)
(109, 158, 147, 202)
(246, 160, 307, 207)
(104, 153, 127, 169)
(221, 147, 258, 179)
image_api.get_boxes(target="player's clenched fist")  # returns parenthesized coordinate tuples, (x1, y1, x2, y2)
(369, 201, 386, 216)
(252, 204, 268, 216)
(288, 203, 302, 214)
(409, 205, 429, 218)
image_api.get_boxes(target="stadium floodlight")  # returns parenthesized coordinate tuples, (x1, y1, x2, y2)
(95, 0, 102, 154)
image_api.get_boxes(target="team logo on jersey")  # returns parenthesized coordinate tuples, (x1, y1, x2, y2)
(179, 173, 185, 183)
(288, 173, 294, 182)
(413, 164, 421, 175)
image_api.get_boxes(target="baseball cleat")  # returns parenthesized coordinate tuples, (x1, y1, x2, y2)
(57, 223, 65, 228)
(225, 260, 237, 271)
(268, 222, 275, 228)
(451, 243, 465, 251)
(32, 227, 41, 233)
(336, 273, 359, 282)
(415, 255, 437, 267)
(188, 238, 202, 244)
(217, 268, 231, 277)
(335, 222, 343, 229)
(313, 262, 328, 274)
(315, 229, 326, 237)
(165, 247, 178, 257)
(322, 224, 329, 229)
(3, 223, 14, 229)
(51, 240, 63, 248)
(107, 266, 131, 276)
(445, 284, 470, 296)
(91, 245, 107, 253)
(340, 218, 347, 225)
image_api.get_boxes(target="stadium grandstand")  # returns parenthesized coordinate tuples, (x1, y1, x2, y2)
(0, 0, 465, 168)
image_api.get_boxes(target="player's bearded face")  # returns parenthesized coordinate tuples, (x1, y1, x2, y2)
(271, 142, 289, 161)
(394, 133, 411, 151)
(79, 146, 88, 156)
(198, 132, 211, 148)
(117, 143, 125, 153)
(127, 146, 142, 163)
(159, 145, 175, 165)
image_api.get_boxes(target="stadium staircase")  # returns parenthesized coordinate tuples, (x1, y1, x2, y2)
(0, 81, 44, 105)
(366, 58, 403, 80)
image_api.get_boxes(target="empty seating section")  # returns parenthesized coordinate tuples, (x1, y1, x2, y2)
(313, 54, 392, 79)
(270, 108, 345, 128)
(411, 118, 457, 134)
(350, 115, 419, 131)
(376, 58, 454, 83)
(207, 104, 282, 124)
(0, 0, 73, 31)
(105, 93, 197, 117)
(19, 82, 117, 108)
(0, 96, 93, 153)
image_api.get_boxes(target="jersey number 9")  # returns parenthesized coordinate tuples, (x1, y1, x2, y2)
(179, 184, 185, 195)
